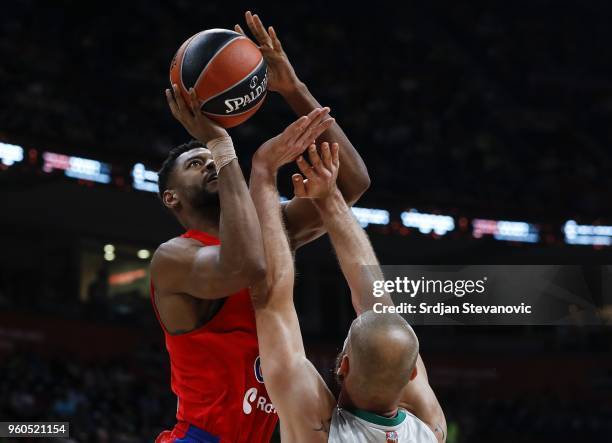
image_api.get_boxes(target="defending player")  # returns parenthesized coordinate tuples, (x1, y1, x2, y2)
(151, 11, 370, 443)
(249, 142, 446, 442)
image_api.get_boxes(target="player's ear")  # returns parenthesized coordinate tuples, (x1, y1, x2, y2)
(337, 355, 350, 377)
(163, 189, 180, 209)
(409, 365, 418, 381)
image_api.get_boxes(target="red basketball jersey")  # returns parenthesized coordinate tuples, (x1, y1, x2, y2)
(151, 229, 278, 443)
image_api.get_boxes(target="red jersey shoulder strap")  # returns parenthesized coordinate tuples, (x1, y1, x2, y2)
(181, 229, 220, 246)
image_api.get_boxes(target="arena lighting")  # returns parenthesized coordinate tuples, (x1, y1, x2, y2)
(137, 249, 151, 259)
(0, 141, 24, 166)
(400, 210, 455, 236)
(472, 218, 540, 243)
(103, 244, 115, 254)
(132, 163, 159, 193)
(104, 252, 115, 262)
(109, 269, 147, 286)
(563, 220, 612, 246)
(351, 207, 390, 228)
(42, 152, 111, 184)
(9, 147, 592, 246)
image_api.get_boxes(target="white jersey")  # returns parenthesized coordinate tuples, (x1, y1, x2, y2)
(328, 407, 438, 443)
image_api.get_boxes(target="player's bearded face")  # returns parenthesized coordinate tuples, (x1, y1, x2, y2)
(186, 178, 220, 213)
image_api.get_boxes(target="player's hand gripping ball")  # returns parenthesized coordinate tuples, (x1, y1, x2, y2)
(170, 28, 268, 128)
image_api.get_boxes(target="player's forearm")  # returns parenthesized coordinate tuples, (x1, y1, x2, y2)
(281, 82, 370, 203)
(217, 159, 266, 279)
(313, 188, 388, 314)
(249, 163, 294, 293)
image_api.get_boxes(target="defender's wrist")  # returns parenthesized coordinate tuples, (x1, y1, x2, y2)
(251, 154, 279, 177)
(313, 187, 346, 214)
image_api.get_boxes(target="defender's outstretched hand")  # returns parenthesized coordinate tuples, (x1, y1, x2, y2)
(292, 142, 340, 199)
(253, 107, 334, 172)
(165, 83, 228, 143)
(235, 11, 300, 96)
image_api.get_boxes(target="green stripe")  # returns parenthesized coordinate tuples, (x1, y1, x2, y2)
(347, 407, 407, 427)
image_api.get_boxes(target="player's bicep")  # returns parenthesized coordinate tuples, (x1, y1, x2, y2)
(151, 239, 251, 299)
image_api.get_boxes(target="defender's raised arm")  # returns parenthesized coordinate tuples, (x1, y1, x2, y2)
(249, 116, 336, 442)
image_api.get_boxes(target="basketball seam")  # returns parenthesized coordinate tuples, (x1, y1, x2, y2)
(201, 57, 265, 107)
(203, 92, 267, 117)
(177, 32, 201, 93)
(186, 35, 246, 92)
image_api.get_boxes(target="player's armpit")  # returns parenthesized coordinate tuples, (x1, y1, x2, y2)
(151, 237, 264, 300)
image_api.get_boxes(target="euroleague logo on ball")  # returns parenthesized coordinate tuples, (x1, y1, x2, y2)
(224, 70, 268, 114)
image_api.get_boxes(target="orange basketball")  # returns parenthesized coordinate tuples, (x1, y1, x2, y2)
(170, 29, 268, 128)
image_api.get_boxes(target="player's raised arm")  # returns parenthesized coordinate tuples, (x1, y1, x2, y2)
(236, 11, 370, 249)
(151, 85, 265, 300)
(290, 143, 390, 314)
(248, 114, 336, 440)
(298, 147, 447, 442)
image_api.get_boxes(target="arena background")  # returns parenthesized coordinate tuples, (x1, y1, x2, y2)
(1, 1, 611, 442)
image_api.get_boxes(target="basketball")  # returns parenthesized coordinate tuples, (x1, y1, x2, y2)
(170, 28, 268, 128)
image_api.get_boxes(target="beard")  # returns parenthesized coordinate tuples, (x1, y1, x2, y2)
(186, 183, 220, 219)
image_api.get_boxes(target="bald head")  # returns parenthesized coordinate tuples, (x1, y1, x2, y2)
(343, 311, 419, 408)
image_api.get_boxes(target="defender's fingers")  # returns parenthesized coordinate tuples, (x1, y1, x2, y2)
(296, 155, 317, 179)
(295, 109, 328, 146)
(292, 174, 307, 198)
(331, 142, 340, 168)
(287, 108, 321, 143)
(321, 142, 333, 169)
(284, 115, 311, 139)
(304, 107, 330, 132)
(303, 117, 335, 147)
(307, 144, 323, 170)
(296, 116, 334, 148)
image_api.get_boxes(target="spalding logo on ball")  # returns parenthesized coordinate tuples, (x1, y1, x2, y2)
(170, 28, 268, 128)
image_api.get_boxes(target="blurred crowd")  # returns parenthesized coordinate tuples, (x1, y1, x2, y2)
(0, 351, 175, 442)
(1, 1, 611, 219)
(1, 350, 610, 443)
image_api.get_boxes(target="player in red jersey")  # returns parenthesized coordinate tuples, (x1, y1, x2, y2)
(150, 11, 370, 443)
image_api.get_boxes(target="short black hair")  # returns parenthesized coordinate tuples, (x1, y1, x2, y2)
(157, 140, 205, 201)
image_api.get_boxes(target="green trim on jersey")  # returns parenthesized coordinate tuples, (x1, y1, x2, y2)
(348, 408, 407, 427)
